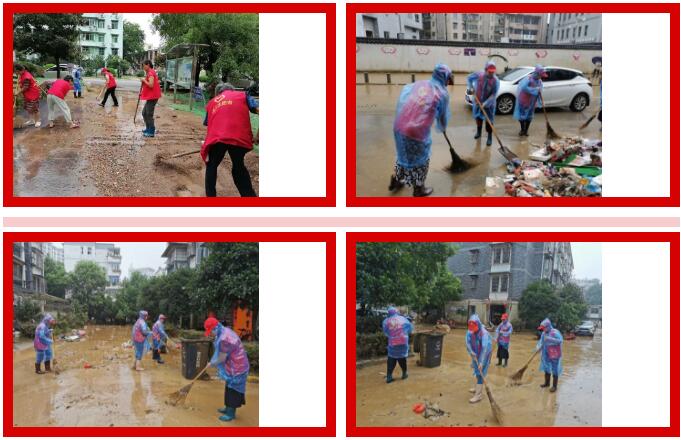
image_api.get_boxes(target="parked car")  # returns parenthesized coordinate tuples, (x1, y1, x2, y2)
(575, 320, 596, 336)
(465, 66, 593, 115)
(44, 64, 82, 79)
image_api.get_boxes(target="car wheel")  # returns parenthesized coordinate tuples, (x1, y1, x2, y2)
(570, 93, 589, 112)
(496, 94, 515, 115)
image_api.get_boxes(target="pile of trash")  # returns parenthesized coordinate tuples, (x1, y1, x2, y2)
(486, 137, 602, 197)
(413, 401, 447, 421)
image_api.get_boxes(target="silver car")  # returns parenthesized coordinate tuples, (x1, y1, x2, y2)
(465, 66, 594, 115)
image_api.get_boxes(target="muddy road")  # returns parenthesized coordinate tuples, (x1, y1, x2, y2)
(356, 328, 601, 427)
(13, 326, 259, 427)
(355, 74, 601, 197)
(13, 90, 259, 197)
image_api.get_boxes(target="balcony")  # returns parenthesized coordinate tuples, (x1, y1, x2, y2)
(489, 292, 509, 301)
(490, 263, 511, 273)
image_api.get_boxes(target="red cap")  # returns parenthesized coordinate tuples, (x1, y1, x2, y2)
(486, 65, 497, 72)
(204, 317, 219, 336)
(537, 325, 545, 331)
(468, 320, 479, 332)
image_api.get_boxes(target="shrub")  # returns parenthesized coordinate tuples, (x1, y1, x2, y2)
(15, 299, 41, 322)
(199, 75, 209, 83)
(356, 331, 387, 360)
(243, 341, 259, 373)
(135, 70, 145, 77)
(356, 315, 384, 334)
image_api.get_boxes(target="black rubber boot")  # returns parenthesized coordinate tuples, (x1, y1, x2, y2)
(44, 361, 52, 372)
(385, 374, 394, 384)
(402, 371, 408, 380)
(474, 122, 482, 139)
(503, 359, 508, 368)
(497, 358, 502, 366)
(413, 185, 433, 197)
(550, 375, 558, 392)
(523, 120, 531, 136)
(519, 121, 526, 136)
(35, 363, 45, 374)
(388, 175, 404, 192)
(540, 372, 551, 388)
(486, 131, 493, 146)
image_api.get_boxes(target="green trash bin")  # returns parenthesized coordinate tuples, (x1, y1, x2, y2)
(181, 338, 213, 379)
(419, 332, 445, 368)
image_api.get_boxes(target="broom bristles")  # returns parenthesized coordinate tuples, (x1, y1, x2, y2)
(546, 122, 561, 139)
(168, 383, 193, 406)
(580, 114, 597, 129)
(510, 365, 527, 382)
(485, 384, 505, 425)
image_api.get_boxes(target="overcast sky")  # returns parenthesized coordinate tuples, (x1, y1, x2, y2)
(570, 242, 601, 280)
(122, 13, 161, 49)
(55, 242, 166, 279)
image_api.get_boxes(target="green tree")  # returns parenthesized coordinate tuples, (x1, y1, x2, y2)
(44, 256, 68, 298)
(151, 13, 259, 88)
(13, 14, 85, 78)
(518, 280, 562, 329)
(68, 261, 107, 319)
(14, 299, 41, 322)
(585, 282, 602, 305)
(115, 270, 150, 324)
(425, 267, 463, 317)
(558, 282, 587, 320)
(123, 21, 146, 66)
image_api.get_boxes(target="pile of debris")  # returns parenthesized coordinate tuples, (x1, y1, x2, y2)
(485, 137, 602, 197)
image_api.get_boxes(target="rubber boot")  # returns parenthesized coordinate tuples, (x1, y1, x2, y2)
(540, 372, 551, 388)
(35, 363, 45, 375)
(219, 407, 236, 422)
(157, 357, 165, 364)
(413, 185, 433, 197)
(497, 358, 502, 366)
(523, 120, 531, 137)
(401, 371, 408, 380)
(388, 175, 404, 192)
(474, 122, 482, 139)
(218, 407, 229, 414)
(503, 359, 508, 368)
(469, 384, 483, 403)
(518, 121, 525, 136)
(550, 375, 558, 393)
(486, 131, 493, 146)
(44, 361, 52, 372)
(385, 374, 394, 384)
(135, 360, 144, 371)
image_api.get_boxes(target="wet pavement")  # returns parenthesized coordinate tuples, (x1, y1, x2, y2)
(355, 328, 601, 427)
(13, 326, 259, 427)
(355, 76, 602, 197)
(13, 90, 259, 197)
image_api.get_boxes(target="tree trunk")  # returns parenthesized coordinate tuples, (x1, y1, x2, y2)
(55, 56, 61, 78)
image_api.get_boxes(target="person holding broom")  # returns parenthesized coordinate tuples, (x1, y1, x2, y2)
(537, 318, 563, 392)
(73, 66, 83, 98)
(465, 314, 492, 404)
(494, 313, 512, 367)
(204, 317, 250, 422)
(99, 67, 118, 107)
(466, 60, 500, 146)
(34, 313, 56, 374)
(513, 64, 547, 137)
(132, 310, 152, 371)
(14, 63, 42, 128)
(381, 306, 413, 384)
(201, 83, 259, 197)
(388, 63, 454, 197)
(47, 75, 79, 129)
(151, 314, 169, 364)
(139, 60, 162, 137)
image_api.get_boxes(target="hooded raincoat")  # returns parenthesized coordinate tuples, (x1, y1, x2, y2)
(210, 323, 250, 394)
(152, 316, 168, 350)
(34, 314, 54, 363)
(132, 310, 151, 360)
(393, 64, 452, 169)
(466, 61, 500, 122)
(381, 307, 413, 359)
(513, 65, 545, 121)
(495, 318, 513, 349)
(465, 314, 492, 380)
(536, 318, 563, 376)
(73, 68, 82, 93)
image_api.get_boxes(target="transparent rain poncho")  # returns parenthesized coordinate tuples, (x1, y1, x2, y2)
(34, 314, 54, 360)
(152, 316, 168, 350)
(381, 307, 413, 359)
(210, 324, 250, 394)
(514, 64, 545, 121)
(392, 64, 452, 168)
(495, 318, 513, 349)
(466, 314, 492, 378)
(536, 318, 564, 376)
(132, 310, 151, 360)
(466, 61, 500, 122)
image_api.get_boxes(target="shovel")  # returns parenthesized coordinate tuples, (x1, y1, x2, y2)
(510, 349, 540, 383)
(473, 358, 505, 426)
(168, 363, 211, 406)
(539, 92, 561, 139)
(471, 92, 519, 162)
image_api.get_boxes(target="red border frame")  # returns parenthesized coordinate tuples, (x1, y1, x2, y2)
(4, 3, 336, 207)
(346, 232, 680, 436)
(4, 231, 336, 436)
(346, 3, 681, 207)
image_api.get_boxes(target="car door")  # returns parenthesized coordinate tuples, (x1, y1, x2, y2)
(539, 68, 566, 107)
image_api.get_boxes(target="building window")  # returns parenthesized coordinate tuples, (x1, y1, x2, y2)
(453, 22, 458, 29)
(81, 246, 84, 254)
(572, 28, 576, 38)
(112, 34, 118, 43)
(397, 33, 404, 39)
(99, 47, 105, 56)
(490, 273, 510, 293)
(578, 26, 582, 37)
(470, 249, 479, 264)
(365, 30, 373, 37)
(13, 263, 23, 280)
(492, 244, 511, 265)
(384, 31, 390, 38)
(111, 20, 119, 30)
(88, 247, 92, 255)
(415, 14, 420, 23)
(584, 25, 588, 36)
(470, 275, 478, 289)
(453, 32, 458, 39)
(112, 48, 119, 56)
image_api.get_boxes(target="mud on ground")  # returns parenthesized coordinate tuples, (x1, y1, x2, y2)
(13, 326, 259, 427)
(13, 92, 259, 197)
(356, 328, 601, 427)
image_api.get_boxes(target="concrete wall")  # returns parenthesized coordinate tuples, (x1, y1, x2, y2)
(356, 40, 601, 75)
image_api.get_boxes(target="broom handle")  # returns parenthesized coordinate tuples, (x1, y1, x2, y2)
(523, 348, 540, 368)
(539, 92, 550, 119)
(472, 92, 504, 147)
(188, 363, 211, 385)
(171, 149, 201, 158)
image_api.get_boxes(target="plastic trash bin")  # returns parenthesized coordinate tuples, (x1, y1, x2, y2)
(419, 332, 445, 368)
(412, 332, 426, 354)
(181, 338, 213, 379)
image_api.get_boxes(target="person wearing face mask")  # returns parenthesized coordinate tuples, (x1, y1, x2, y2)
(465, 314, 492, 404)
(514, 64, 547, 136)
(466, 60, 500, 146)
(537, 318, 563, 392)
(34, 314, 56, 374)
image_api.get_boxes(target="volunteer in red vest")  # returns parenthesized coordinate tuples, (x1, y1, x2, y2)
(201, 83, 259, 197)
(99, 67, 118, 107)
(139, 60, 162, 137)
(47, 75, 79, 129)
(13, 63, 42, 127)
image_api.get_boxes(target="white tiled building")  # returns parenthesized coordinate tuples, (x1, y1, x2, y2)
(63, 242, 122, 296)
(78, 13, 124, 59)
(356, 14, 423, 39)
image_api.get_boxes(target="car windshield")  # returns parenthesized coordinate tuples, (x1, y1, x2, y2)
(498, 67, 531, 82)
